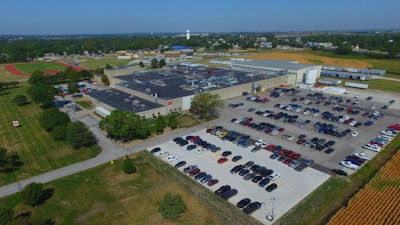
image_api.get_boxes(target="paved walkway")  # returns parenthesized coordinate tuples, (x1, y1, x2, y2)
(0, 110, 209, 198)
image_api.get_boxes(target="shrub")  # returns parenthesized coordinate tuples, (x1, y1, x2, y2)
(122, 157, 136, 174)
(21, 182, 44, 206)
(0, 206, 14, 225)
(158, 193, 186, 220)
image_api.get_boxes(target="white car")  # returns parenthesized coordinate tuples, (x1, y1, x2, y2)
(363, 145, 381, 152)
(260, 142, 269, 148)
(354, 153, 371, 161)
(158, 151, 170, 158)
(234, 119, 242, 124)
(354, 95, 359, 99)
(167, 155, 178, 162)
(351, 131, 359, 137)
(349, 121, 357, 126)
(196, 148, 207, 154)
(303, 110, 310, 115)
(255, 139, 264, 146)
(268, 172, 281, 181)
(381, 131, 396, 137)
(340, 160, 359, 170)
(370, 105, 376, 109)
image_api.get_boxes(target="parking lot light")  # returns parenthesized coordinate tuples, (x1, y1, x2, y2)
(266, 197, 276, 221)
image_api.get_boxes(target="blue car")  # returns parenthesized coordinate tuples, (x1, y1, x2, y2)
(258, 178, 271, 187)
(187, 144, 197, 150)
(239, 169, 250, 176)
(364, 120, 373, 126)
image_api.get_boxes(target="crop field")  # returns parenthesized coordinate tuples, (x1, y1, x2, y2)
(0, 152, 222, 225)
(327, 150, 400, 225)
(244, 51, 373, 68)
(0, 85, 99, 186)
(13, 62, 67, 74)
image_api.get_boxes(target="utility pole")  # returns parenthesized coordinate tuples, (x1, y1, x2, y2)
(266, 197, 276, 221)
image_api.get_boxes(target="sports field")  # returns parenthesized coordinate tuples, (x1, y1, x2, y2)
(13, 62, 67, 74)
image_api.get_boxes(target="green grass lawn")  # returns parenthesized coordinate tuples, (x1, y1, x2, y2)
(72, 57, 132, 70)
(0, 152, 223, 225)
(14, 62, 67, 73)
(75, 101, 93, 109)
(332, 77, 400, 92)
(0, 85, 99, 186)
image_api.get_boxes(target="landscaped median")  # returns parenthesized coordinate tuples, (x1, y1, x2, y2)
(275, 134, 400, 225)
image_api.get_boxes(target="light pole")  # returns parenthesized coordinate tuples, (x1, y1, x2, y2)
(266, 197, 276, 221)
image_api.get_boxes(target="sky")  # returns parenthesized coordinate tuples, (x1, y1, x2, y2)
(0, 0, 399, 35)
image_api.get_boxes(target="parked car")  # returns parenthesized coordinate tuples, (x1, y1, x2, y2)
(214, 185, 231, 196)
(243, 202, 262, 214)
(236, 198, 251, 208)
(221, 189, 238, 200)
(232, 155, 243, 162)
(331, 169, 348, 176)
(150, 147, 161, 154)
(222, 151, 232, 157)
(174, 161, 186, 168)
(340, 160, 359, 170)
(217, 157, 228, 164)
(268, 172, 281, 181)
(265, 183, 278, 192)
(207, 179, 219, 186)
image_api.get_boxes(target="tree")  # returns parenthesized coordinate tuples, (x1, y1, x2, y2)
(39, 108, 70, 132)
(105, 64, 113, 69)
(21, 182, 44, 206)
(158, 59, 166, 68)
(151, 58, 159, 68)
(190, 93, 223, 119)
(0, 206, 14, 225)
(99, 110, 151, 141)
(28, 84, 57, 107)
(67, 82, 80, 94)
(155, 115, 165, 133)
(158, 193, 186, 220)
(67, 121, 97, 149)
(0, 148, 22, 173)
(13, 94, 28, 106)
(122, 156, 136, 174)
(28, 70, 45, 85)
(138, 61, 145, 68)
(101, 75, 110, 86)
(335, 42, 353, 55)
(50, 125, 68, 140)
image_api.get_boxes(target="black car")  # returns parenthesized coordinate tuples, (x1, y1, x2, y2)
(232, 155, 243, 162)
(265, 183, 278, 192)
(251, 175, 263, 183)
(221, 189, 238, 200)
(258, 177, 271, 187)
(324, 148, 335, 154)
(324, 140, 336, 148)
(243, 202, 262, 214)
(331, 169, 348, 176)
(222, 151, 232, 157)
(230, 165, 244, 174)
(236, 198, 251, 208)
(215, 185, 231, 196)
(194, 172, 207, 180)
(174, 160, 186, 168)
(150, 147, 161, 154)
(243, 161, 255, 168)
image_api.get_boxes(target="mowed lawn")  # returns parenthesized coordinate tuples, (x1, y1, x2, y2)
(0, 152, 222, 225)
(0, 64, 29, 82)
(71, 57, 132, 70)
(14, 62, 67, 74)
(0, 85, 99, 185)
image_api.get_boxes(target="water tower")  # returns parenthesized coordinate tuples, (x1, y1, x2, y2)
(186, 30, 190, 40)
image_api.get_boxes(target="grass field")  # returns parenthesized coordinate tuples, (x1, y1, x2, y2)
(75, 101, 93, 109)
(0, 85, 99, 186)
(14, 62, 67, 74)
(0, 151, 223, 225)
(69, 57, 132, 70)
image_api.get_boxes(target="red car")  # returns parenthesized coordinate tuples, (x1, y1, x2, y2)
(297, 139, 306, 145)
(286, 151, 296, 157)
(283, 158, 293, 164)
(278, 149, 288, 156)
(362, 112, 370, 117)
(207, 179, 219, 186)
(217, 157, 228, 164)
(266, 144, 275, 151)
(292, 153, 301, 159)
(190, 135, 200, 142)
(278, 128, 285, 133)
(189, 168, 201, 177)
(206, 129, 212, 133)
(299, 97, 305, 101)
(388, 125, 400, 130)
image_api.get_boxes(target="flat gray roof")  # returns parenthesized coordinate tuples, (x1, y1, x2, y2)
(232, 59, 317, 70)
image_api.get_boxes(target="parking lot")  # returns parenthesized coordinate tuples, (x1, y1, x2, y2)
(147, 87, 400, 224)
(148, 130, 329, 224)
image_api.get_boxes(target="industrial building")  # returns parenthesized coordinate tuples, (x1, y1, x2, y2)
(89, 59, 321, 117)
(321, 65, 385, 81)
